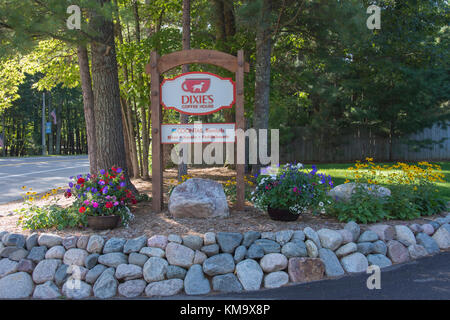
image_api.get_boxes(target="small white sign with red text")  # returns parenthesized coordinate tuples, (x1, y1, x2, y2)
(161, 123, 235, 144)
(161, 72, 235, 115)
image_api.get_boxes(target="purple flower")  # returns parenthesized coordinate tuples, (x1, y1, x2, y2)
(114, 201, 119, 206)
(69, 182, 74, 188)
(100, 169, 106, 175)
(120, 182, 126, 188)
(92, 188, 98, 193)
(76, 185, 81, 190)
(102, 186, 109, 194)
(66, 188, 71, 193)
(116, 168, 122, 173)
(99, 180, 106, 186)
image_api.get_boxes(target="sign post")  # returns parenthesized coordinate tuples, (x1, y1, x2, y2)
(146, 49, 249, 213)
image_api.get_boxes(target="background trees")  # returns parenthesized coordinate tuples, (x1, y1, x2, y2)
(0, 0, 448, 169)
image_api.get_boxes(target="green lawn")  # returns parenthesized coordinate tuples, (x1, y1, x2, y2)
(304, 161, 450, 202)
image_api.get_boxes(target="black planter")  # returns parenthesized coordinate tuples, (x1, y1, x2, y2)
(267, 206, 300, 221)
(87, 215, 120, 230)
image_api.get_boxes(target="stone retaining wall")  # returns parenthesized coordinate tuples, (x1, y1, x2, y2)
(0, 214, 449, 299)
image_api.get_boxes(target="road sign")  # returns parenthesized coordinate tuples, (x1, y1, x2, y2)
(161, 123, 235, 144)
(45, 122, 52, 134)
(161, 72, 235, 116)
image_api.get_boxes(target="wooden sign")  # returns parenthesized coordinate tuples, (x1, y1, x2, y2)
(161, 72, 235, 115)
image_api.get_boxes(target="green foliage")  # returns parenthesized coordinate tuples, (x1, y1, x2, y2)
(17, 204, 83, 230)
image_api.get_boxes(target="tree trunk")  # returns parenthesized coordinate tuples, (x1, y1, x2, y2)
(77, 45, 98, 174)
(178, 0, 190, 181)
(90, 0, 136, 192)
(252, 0, 272, 176)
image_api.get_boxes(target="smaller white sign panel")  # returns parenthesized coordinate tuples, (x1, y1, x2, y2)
(161, 123, 235, 144)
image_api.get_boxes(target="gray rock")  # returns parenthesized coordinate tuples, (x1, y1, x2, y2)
(62, 236, 78, 250)
(167, 234, 182, 244)
(33, 281, 61, 299)
(428, 221, 441, 231)
(253, 239, 281, 254)
(409, 224, 423, 235)
(395, 225, 417, 246)
(38, 233, 62, 247)
(128, 253, 148, 267)
(216, 232, 243, 254)
(305, 240, 319, 258)
(193, 250, 207, 265)
(0, 246, 21, 259)
(203, 253, 235, 276)
(85, 253, 100, 269)
(62, 279, 92, 299)
(86, 235, 104, 254)
(0, 272, 34, 298)
(317, 229, 343, 250)
(358, 230, 379, 243)
(434, 217, 449, 226)
(64, 248, 89, 266)
(103, 238, 126, 254)
(372, 240, 387, 255)
(416, 233, 440, 254)
(0, 258, 18, 278)
(98, 252, 128, 268)
(260, 253, 288, 273)
(8, 248, 28, 261)
(26, 233, 39, 250)
(340, 252, 368, 273)
(421, 224, 435, 236)
(17, 259, 35, 274)
(143, 257, 168, 282)
(32, 259, 61, 284)
(145, 279, 184, 297)
(182, 235, 204, 250)
(201, 244, 220, 257)
(165, 242, 195, 268)
(337, 229, 354, 244)
(367, 254, 392, 268)
(264, 271, 289, 289)
(115, 264, 143, 280)
(242, 231, 260, 247)
(45, 246, 65, 259)
(318, 248, 345, 277)
(168, 178, 229, 218)
(93, 268, 117, 299)
(357, 242, 374, 255)
(140, 247, 165, 258)
(54, 264, 69, 286)
(123, 235, 147, 254)
(292, 230, 306, 242)
(166, 265, 187, 280)
(76, 235, 90, 249)
(275, 230, 294, 245)
(304, 227, 322, 249)
(387, 240, 410, 264)
(344, 221, 360, 242)
(281, 241, 307, 258)
(261, 232, 276, 241)
(408, 244, 428, 259)
(85, 264, 107, 284)
(147, 235, 168, 249)
(184, 264, 211, 295)
(246, 244, 265, 259)
(3, 233, 26, 248)
(432, 224, 450, 249)
(368, 224, 395, 241)
(236, 259, 264, 291)
(335, 242, 357, 258)
(203, 232, 216, 246)
(67, 265, 88, 281)
(234, 246, 247, 263)
(329, 182, 390, 202)
(0, 231, 8, 243)
(212, 273, 243, 293)
(26, 246, 47, 263)
(118, 279, 146, 298)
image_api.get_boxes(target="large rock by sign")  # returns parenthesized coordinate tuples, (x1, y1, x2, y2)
(168, 178, 229, 218)
(328, 182, 390, 202)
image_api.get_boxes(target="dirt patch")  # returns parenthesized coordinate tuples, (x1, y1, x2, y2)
(0, 166, 447, 239)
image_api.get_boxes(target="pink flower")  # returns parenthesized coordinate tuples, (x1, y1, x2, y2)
(114, 201, 119, 206)
(293, 187, 298, 193)
(92, 202, 99, 208)
(83, 200, 90, 205)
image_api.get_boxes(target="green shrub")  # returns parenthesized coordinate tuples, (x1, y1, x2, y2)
(17, 205, 83, 230)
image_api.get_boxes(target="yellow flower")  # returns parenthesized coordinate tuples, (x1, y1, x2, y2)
(21, 186, 27, 190)
(344, 179, 350, 184)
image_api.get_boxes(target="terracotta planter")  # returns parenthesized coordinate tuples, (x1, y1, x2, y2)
(267, 206, 299, 222)
(87, 215, 120, 230)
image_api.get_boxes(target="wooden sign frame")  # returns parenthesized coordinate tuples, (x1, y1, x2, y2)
(145, 49, 250, 213)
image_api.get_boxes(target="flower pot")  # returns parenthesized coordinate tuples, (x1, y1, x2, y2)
(87, 215, 120, 230)
(267, 206, 299, 222)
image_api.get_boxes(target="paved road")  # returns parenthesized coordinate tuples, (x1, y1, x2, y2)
(0, 155, 89, 204)
(152, 251, 450, 300)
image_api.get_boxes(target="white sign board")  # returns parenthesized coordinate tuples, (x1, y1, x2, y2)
(161, 72, 235, 115)
(161, 123, 235, 144)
